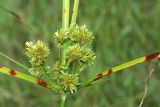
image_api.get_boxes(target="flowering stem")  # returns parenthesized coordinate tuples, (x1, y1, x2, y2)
(61, 0, 70, 65)
(71, 0, 79, 26)
(62, 0, 70, 29)
(60, 94, 67, 107)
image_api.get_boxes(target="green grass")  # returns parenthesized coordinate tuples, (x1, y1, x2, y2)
(0, 0, 160, 107)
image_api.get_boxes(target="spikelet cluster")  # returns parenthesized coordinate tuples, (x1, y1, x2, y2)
(53, 25, 96, 93)
(66, 44, 95, 64)
(54, 25, 94, 46)
(25, 40, 50, 77)
(54, 29, 66, 47)
(67, 25, 94, 44)
(60, 73, 78, 93)
(25, 25, 96, 94)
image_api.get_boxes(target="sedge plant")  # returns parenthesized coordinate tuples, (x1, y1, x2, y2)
(0, 0, 160, 107)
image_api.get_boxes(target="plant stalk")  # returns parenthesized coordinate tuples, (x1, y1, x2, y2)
(62, 0, 70, 29)
(139, 57, 160, 107)
(79, 52, 160, 88)
(61, 0, 70, 65)
(71, 0, 79, 25)
(0, 52, 28, 70)
(60, 94, 67, 107)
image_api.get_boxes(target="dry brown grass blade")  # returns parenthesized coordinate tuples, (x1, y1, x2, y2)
(139, 55, 160, 107)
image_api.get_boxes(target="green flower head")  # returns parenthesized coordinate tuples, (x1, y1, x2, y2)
(66, 44, 96, 65)
(67, 25, 94, 45)
(65, 44, 82, 63)
(61, 73, 79, 93)
(52, 61, 62, 80)
(52, 61, 67, 81)
(25, 40, 50, 66)
(29, 66, 44, 77)
(80, 47, 96, 64)
(54, 28, 66, 47)
(25, 40, 50, 77)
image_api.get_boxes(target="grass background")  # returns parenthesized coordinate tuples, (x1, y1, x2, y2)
(0, 0, 160, 107)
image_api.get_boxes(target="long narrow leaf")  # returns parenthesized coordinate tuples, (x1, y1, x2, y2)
(0, 66, 60, 93)
(80, 52, 160, 87)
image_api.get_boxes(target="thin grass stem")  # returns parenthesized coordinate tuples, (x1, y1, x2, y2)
(71, 0, 79, 26)
(60, 94, 67, 107)
(139, 56, 160, 107)
(61, 0, 70, 65)
(62, 0, 70, 29)
(0, 66, 60, 93)
(80, 52, 160, 88)
(0, 52, 28, 70)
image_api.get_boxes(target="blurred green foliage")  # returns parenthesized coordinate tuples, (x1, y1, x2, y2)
(0, 0, 160, 107)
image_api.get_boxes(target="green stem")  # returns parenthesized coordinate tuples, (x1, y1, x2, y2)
(60, 94, 67, 107)
(0, 52, 29, 70)
(78, 78, 111, 89)
(0, 66, 60, 93)
(71, 0, 79, 26)
(61, 0, 70, 65)
(62, 0, 70, 29)
(79, 52, 160, 88)
(61, 46, 66, 65)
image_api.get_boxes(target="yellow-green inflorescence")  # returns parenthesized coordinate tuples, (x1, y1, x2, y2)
(25, 25, 96, 94)
(25, 41, 50, 77)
